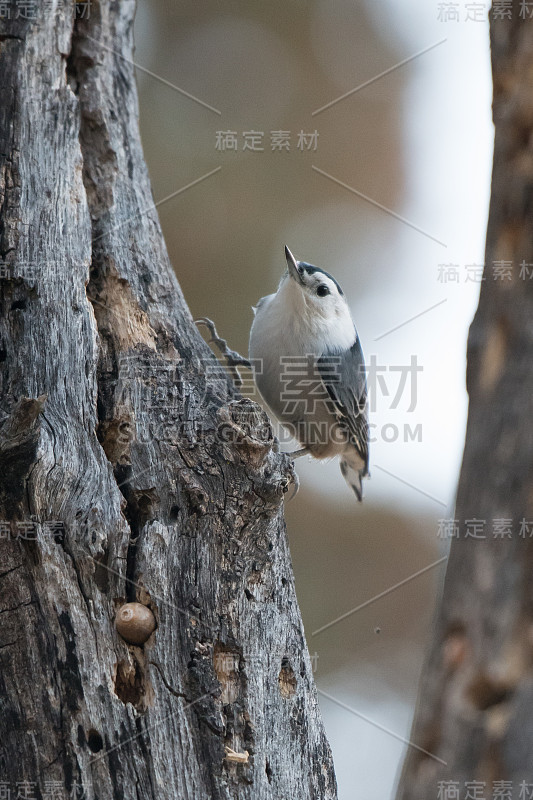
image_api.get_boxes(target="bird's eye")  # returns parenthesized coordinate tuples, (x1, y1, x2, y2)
(316, 284, 330, 297)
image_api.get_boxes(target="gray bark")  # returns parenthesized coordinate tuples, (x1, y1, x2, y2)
(0, 2, 337, 799)
(397, 9, 533, 798)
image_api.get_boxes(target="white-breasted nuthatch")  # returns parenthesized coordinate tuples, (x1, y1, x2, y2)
(249, 246, 369, 500)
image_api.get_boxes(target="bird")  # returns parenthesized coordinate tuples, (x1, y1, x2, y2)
(249, 245, 369, 500)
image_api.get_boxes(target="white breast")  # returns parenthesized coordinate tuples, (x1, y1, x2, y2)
(249, 280, 356, 424)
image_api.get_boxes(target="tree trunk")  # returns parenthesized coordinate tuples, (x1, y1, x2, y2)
(397, 9, 533, 798)
(0, 3, 337, 799)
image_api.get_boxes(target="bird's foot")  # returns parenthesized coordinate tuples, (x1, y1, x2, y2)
(281, 454, 300, 501)
(195, 317, 251, 388)
(287, 447, 311, 459)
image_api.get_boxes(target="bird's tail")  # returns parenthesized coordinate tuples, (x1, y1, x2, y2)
(340, 452, 368, 502)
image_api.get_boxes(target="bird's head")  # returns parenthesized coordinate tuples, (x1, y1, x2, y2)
(282, 245, 349, 323)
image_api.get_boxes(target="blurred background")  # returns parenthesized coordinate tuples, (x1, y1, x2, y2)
(133, 1, 493, 797)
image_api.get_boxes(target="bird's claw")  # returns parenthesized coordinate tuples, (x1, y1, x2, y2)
(286, 472, 299, 501)
(194, 317, 251, 388)
(282, 455, 299, 501)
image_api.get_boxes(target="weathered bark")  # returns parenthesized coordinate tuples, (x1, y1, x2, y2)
(0, 2, 337, 799)
(397, 9, 533, 798)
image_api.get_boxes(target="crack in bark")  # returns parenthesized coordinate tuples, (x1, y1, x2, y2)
(0, 598, 36, 614)
(0, 562, 23, 579)
(41, 746, 66, 774)
(149, 659, 187, 700)
(59, 534, 101, 661)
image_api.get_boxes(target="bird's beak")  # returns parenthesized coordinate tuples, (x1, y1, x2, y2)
(285, 245, 304, 285)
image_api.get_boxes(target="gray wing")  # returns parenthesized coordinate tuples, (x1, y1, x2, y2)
(252, 294, 271, 315)
(317, 335, 369, 472)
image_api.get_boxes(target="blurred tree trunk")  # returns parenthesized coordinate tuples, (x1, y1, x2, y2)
(397, 9, 533, 799)
(0, 2, 337, 799)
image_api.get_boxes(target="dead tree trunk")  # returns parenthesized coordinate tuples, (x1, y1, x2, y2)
(397, 9, 533, 798)
(0, 3, 337, 799)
